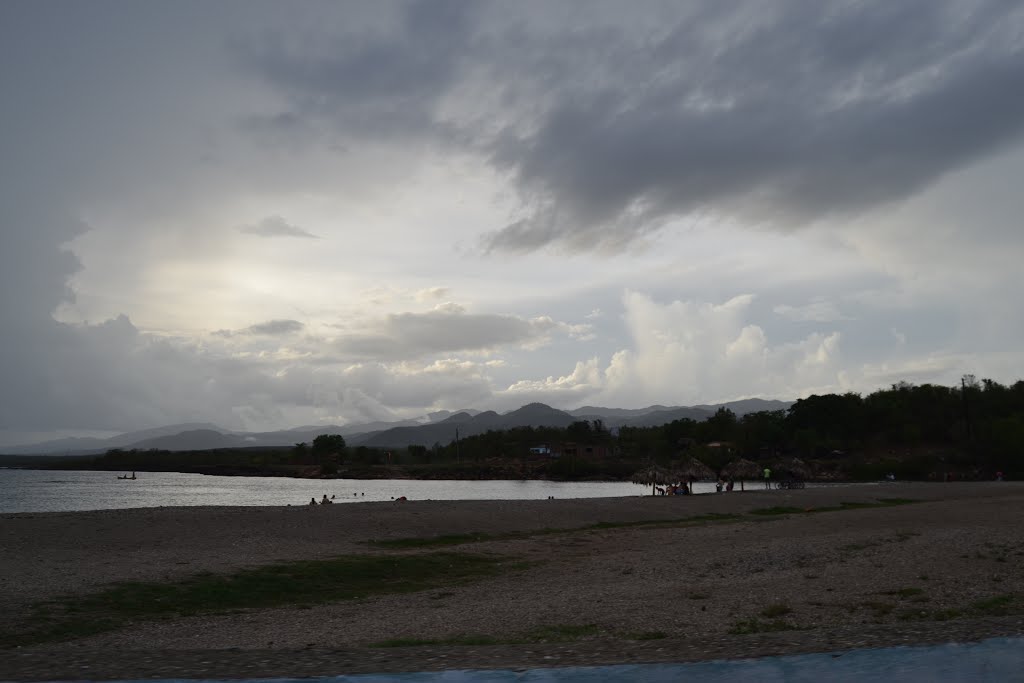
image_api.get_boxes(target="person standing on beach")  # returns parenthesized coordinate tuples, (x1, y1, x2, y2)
(763, 467, 772, 489)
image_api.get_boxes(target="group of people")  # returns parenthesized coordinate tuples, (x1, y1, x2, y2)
(655, 468, 777, 495)
(309, 494, 335, 505)
(715, 477, 736, 492)
(308, 492, 368, 505)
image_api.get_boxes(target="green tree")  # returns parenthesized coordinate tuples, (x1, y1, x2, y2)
(312, 434, 346, 466)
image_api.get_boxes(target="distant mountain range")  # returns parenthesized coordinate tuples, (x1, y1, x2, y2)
(4, 399, 791, 455)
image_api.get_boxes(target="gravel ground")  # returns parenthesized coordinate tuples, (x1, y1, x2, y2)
(2, 482, 1022, 679)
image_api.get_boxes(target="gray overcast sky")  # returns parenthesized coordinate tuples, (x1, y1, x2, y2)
(2, 0, 1023, 445)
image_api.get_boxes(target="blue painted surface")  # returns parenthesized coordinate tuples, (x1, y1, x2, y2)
(43, 636, 1024, 683)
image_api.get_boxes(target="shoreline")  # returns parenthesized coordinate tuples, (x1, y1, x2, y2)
(2, 482, 1023, 679)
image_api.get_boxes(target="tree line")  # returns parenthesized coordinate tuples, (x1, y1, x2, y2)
(82, 377, 1023, 480)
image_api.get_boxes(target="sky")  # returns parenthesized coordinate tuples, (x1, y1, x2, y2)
(2, 0, 1024, 446)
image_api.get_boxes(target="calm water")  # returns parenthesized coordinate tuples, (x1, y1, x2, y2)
(0, 469, 760, 514)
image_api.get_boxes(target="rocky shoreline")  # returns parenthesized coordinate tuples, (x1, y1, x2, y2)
(2, 482, 1022, 679)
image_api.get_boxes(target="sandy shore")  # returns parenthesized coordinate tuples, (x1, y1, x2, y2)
(3, 482, 1023, 679)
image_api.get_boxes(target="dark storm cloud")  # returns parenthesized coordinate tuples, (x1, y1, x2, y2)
(240, 0, 476, 138)
(243, 0, 1024, 251)
(485, 0, 1024, 250)
(239, 215, 319, 239)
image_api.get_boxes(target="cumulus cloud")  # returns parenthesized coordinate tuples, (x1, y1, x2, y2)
(504, 359, 605, 405)
(495, 292, 848, 409)
(239, 215, 319, 239)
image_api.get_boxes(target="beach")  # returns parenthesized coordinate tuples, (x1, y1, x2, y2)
(2, 482, 1023, 679)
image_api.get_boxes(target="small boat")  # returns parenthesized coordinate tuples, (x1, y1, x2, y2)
(117, 472, 137, 480)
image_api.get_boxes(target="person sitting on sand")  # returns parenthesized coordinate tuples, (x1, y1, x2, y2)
(309, 498, 317, 506)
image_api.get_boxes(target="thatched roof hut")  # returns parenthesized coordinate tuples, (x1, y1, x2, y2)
(775, 457, 813, 480)
(631, 465, 674, 495)
(673, 456, 715, 483)
(722, 458, 762, 479)
(722, 457, 763, 491)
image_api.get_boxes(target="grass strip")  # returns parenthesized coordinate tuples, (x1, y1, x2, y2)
(5, 552, 509, 648)
(375, 500, 921, 549)
(750, 498, 920, 517)
(370, 513, 742, 549)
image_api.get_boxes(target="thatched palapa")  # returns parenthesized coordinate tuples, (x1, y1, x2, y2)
(673, 456, 715, 483)
(631, 465, 674, 495)
(775, 457, 813, 480)
(722, 458, 762, 491)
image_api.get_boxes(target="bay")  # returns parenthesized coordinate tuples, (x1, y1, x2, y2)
(0, 469, 767, 514)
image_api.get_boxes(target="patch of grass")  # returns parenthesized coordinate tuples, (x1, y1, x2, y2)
(9, 552, 511, 648)
(897, 607, 963, 622)
(760, 603, 793, 618)
(728, 618, 800, 635)
(376, 497, 921, 548)
(589, 513, 741, 530)
(631, 631, 669, 641)
(971, 594, 1017, 615)
(370, 513, 743, 549)
(757, 499, 921, 517)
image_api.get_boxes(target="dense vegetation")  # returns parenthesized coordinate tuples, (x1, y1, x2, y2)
(8, 377, 1023, 481)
